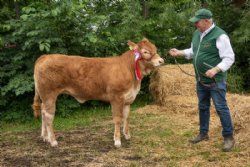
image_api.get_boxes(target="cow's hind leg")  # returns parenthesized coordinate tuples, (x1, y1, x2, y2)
(123, 105, 131, 140)
(43, 99, 58, 147)
(41, 103, 48, 142)
(111, 101, 123, 148)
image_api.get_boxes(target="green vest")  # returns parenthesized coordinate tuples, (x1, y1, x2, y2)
(192, 26, 227, 83)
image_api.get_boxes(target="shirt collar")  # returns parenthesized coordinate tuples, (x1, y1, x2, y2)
(200, 23, 215, 38)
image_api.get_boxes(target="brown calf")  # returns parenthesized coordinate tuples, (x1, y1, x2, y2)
(32, 38, 164, 147)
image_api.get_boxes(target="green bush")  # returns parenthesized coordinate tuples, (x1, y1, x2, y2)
(232, 10, 250, 90)
(1, 95, 33, 123)
(56, 95, 81, 118)
(227, 67, 244, 93)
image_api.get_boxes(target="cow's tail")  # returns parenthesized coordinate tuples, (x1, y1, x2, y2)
(32, 88, 41, 118)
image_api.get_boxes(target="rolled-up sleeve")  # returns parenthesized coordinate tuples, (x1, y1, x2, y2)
(183, 43, 194, 60)
(216, 34, 235, 72)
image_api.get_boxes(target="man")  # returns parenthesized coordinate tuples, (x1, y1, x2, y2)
(169, 8, 235, 152)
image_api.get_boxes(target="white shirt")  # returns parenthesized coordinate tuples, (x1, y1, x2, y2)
(183, 24, 235, 72)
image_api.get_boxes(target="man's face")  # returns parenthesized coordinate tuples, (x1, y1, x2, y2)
(195, 19, 209, 32)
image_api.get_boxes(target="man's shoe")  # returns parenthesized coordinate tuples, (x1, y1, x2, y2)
(189, 133, 209, 144)
(222, 136, 235, 152)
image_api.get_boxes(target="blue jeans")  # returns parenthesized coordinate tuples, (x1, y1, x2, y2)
(196, 81, 234, 137)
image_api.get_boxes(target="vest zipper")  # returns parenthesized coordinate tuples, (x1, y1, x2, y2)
(194, 38, 202, 81)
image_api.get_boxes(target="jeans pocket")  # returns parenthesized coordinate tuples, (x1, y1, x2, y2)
(216, 81, 227, 91)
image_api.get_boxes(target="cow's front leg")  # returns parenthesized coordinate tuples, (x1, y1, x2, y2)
(123, 105, 131, 140)
(111, 101, 123, 148)
(113, 116, 122, 147)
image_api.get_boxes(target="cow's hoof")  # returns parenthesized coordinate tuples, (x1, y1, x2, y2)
(50, 140, 58, 147)
(114, 140, 121, 148)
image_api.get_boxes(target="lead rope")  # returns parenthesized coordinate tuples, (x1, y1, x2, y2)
(171, 56, 228, 102)
(171, 56, 218, 88)
(173, 57, 196, 77)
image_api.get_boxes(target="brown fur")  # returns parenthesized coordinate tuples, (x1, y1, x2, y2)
(32, 38, 164, 147)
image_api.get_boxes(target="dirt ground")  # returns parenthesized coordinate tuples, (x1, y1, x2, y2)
(0, 103, 249, 167)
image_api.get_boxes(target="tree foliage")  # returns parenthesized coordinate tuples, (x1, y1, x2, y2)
(0, 0, 249, 121)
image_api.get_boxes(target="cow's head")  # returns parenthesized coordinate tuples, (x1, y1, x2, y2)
(128, 38, 164, 76)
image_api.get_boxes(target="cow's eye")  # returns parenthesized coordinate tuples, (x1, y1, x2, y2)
(143, 51, 149, 54)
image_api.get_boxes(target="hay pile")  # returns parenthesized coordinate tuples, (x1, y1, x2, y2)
(227, 94, 250, 130)
(149, 64, 196, 110)
(149, 64, 250, 144)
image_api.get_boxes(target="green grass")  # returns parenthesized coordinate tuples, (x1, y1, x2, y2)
(0, 106, 110, 133)
(0, 98, 149, 133)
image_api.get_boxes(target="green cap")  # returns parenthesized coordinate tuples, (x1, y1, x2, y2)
(189, 9, 213, 23)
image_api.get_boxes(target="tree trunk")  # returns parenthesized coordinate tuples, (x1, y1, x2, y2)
(142, 0, 148, 19)
(14, 1, 20, 19)
(232, 0, 246, 7)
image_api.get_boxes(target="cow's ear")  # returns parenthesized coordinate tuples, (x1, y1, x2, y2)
(127, 40, 138, 50)
(142, 38, 149, 42)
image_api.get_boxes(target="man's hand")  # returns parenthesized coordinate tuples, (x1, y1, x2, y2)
(205, 66, 221, 78)
(168, 48, 184, 57)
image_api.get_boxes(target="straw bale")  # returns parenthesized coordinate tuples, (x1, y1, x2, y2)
(149, 64, 196, 106)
